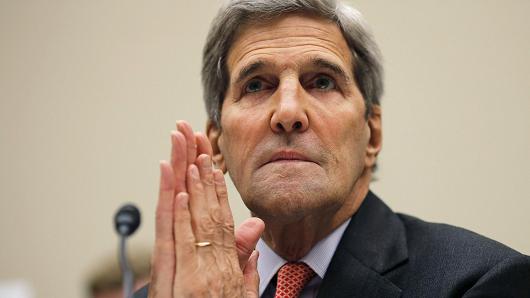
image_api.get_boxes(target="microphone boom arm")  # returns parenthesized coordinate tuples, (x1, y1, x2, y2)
(119, 235, 134, 298)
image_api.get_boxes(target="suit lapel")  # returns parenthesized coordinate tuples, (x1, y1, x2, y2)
(317, 191, 408, 298)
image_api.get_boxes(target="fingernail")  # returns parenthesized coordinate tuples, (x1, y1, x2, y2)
(176, 121, 184, 130)
(189, 165, 199, 178)
(202, 155, 211, 168)
(178, 192, 188, 208)
(213, 170, 224, 183)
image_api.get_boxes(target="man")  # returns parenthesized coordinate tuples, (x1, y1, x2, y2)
(136, 0, 530, 297)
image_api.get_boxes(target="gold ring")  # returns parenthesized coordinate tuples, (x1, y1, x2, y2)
(195, 241, 212, 247)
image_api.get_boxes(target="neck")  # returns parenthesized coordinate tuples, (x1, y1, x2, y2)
(260, 168, 372, 261)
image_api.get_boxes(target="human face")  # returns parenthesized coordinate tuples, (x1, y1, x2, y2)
(208, 14, 381, 222)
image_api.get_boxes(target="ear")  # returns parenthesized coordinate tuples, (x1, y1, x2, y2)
(365, 105, 382, 169)
(206, 120, 227, 173)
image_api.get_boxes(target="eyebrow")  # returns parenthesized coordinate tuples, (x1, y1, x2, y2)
(310, 57, 351, 83)
(235, 60, 266, 85)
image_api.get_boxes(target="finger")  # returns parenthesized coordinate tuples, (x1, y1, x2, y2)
(186, 164, 215, 243)
(243, 250, 260, 298)
(213, 169, 238, 260)
(170, 131, 187, 194)
(235, 218, 265, 270)
(214, 169, 232, 219)
(174, 192, 198, 273)
(176, 121, 197, 166)
(197, 154, 218, 207)
(195, 132, 213, 157)
(214, 169, 259, 268)
(186, 164, 219, 274)
(196, 154, 226, 264)
(150, 161, 176, 298)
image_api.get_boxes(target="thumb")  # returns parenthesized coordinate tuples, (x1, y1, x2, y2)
(235, 217, 265, 270)
(243, 250, 260, 298)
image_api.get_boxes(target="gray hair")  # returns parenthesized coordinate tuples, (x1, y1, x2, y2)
(202, 0, 383, 127)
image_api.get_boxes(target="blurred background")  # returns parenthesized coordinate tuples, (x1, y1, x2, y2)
(1, 0, 529, 297)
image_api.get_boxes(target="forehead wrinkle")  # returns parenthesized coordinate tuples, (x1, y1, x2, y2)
(234, 32, 348, 59)
(245, 41, 345, 59)
(237, 31, 343, 49)
(232, 40, 350, 74)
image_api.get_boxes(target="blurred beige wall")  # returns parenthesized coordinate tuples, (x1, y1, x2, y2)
(0, 1, 528, 297)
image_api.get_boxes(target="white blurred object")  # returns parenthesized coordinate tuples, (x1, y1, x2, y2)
(0, 280, 35, 298)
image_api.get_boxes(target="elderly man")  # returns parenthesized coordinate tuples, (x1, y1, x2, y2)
(136, 0, 530, 297)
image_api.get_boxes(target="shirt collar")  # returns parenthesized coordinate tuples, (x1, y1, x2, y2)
(256, 218, 351, 296)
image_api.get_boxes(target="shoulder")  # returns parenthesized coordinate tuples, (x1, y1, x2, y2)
(397, 213, 522, 264)
(393, 213, 530, 296)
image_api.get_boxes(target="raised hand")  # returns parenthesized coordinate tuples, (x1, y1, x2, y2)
(148, 121, 264, 297)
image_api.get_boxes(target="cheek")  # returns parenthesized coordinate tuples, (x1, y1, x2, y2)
(219, 109, 258, 181)
(320, 110, 369, 173)
(218, 129, 245, 193)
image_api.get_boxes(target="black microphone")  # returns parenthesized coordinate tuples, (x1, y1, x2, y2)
(115, 204, 141, 236)
(114, 204, 141, 298)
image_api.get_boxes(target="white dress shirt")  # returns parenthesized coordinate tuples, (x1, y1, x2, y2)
(256, 218, 351, 298)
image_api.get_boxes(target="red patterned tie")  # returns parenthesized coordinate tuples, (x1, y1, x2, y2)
(274, 262, 316, 298)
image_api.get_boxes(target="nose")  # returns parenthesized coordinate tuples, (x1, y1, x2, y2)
(270, 81, 309, 134)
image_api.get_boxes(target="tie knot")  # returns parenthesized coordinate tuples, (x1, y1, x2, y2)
(275, 262, 316, 298)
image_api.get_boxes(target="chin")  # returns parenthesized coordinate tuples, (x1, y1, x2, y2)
(243, 182, 336, 223)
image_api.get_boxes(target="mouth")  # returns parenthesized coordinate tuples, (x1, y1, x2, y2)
(265, 150, 316, 165)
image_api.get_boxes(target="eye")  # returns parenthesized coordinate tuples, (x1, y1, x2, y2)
(245, 79, 263, 93)
(312, 75, 336, 90)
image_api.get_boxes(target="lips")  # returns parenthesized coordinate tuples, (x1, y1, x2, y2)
(266, 150, 315, 165)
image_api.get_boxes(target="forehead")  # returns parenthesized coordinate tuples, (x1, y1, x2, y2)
(226, 13, 353, 76)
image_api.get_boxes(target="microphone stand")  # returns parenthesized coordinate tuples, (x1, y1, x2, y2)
(119, 233, 134, 298)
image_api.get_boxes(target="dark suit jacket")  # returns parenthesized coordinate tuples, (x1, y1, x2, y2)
(135, 191, 530, 297)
